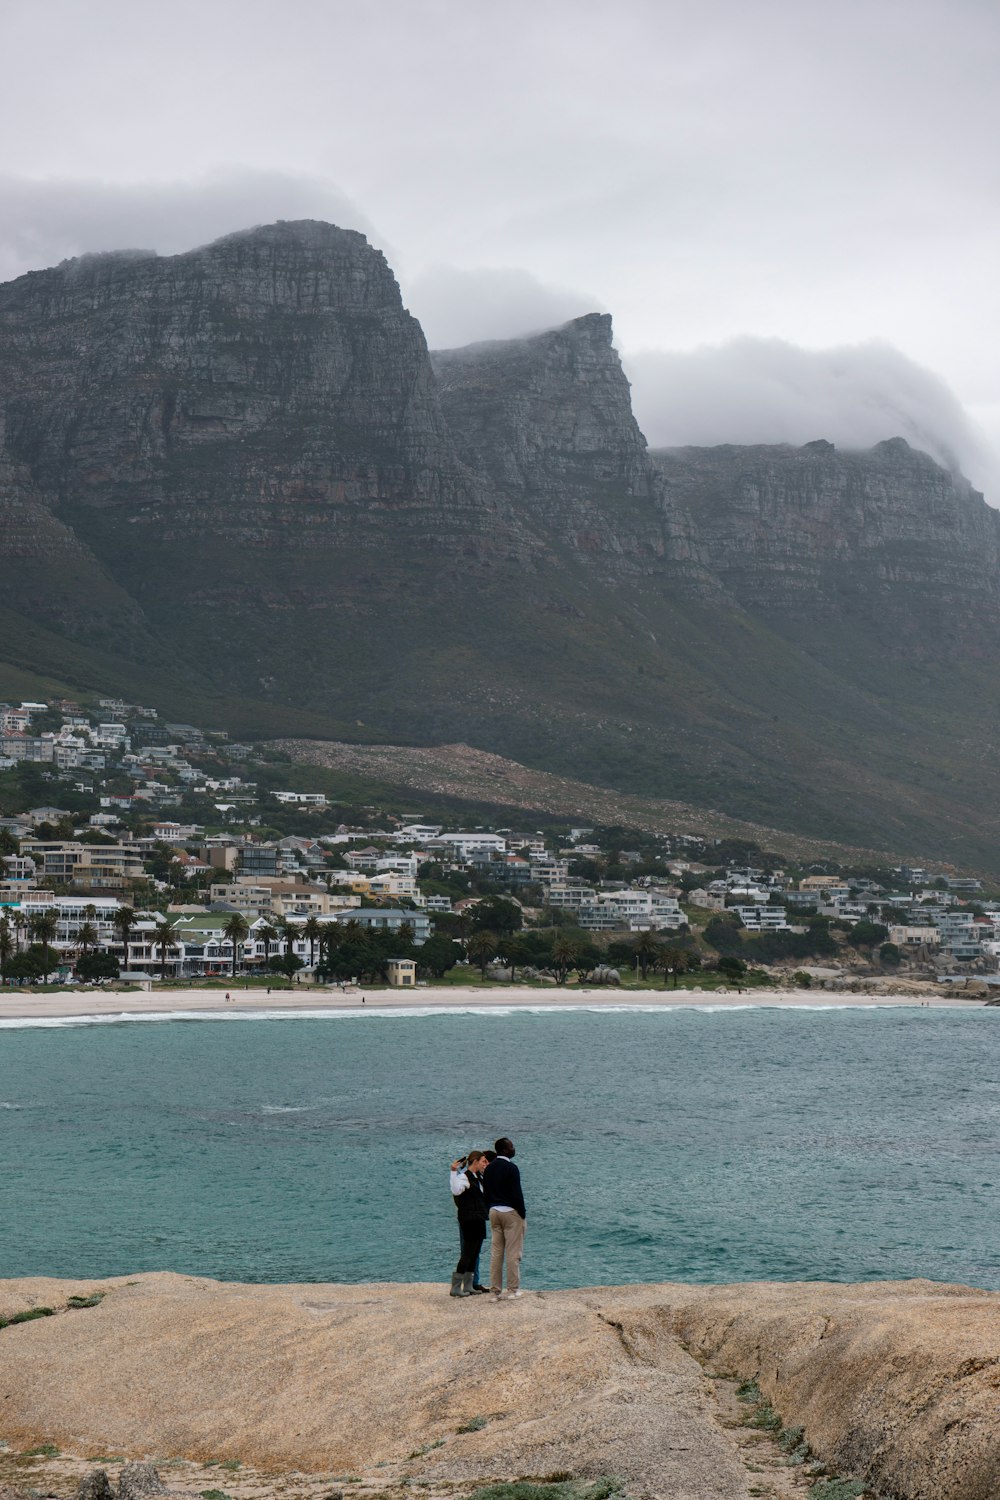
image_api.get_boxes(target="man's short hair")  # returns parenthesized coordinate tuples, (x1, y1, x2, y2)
(495, 1136, 515, 1156)
(483, 1150, 497, 1161)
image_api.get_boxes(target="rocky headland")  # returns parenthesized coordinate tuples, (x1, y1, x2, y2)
(0, 1274, 996, 1500)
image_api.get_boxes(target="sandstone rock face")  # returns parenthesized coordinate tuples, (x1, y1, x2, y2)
(432, 315, 704, 581)
(0, 223, 526, 588)
(0, 222, 554, 734)
(653, 438, 1000, 650)
(433, 314, 651, 493)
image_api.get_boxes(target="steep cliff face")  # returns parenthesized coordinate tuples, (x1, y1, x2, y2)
(432, 313, 654, 498)
(431, 314, 710, 580)
(653, 438, 1000, 651)
(0, 223, 538, 658)
(1, 223, 462, 512)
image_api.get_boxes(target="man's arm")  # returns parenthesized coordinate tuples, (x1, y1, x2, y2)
(511, 1163, 526, 1219)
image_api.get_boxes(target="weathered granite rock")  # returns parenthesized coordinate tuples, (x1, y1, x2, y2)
(666, 1279, 1000, 1500)
(1, 1273, 997, 1500)
(75, 1471, 114, 1500)
(115, 1463, 168, 1500)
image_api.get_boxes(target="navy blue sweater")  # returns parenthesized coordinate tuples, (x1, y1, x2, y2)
(483, 1155, 526, 1219)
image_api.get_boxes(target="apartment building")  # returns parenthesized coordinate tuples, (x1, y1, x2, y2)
(20, 840, 144, 891)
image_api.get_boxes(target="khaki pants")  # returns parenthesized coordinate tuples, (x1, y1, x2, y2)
(489, 1208, 525, 1291)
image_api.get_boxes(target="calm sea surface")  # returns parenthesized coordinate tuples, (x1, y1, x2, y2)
(1, 1006, 998, 1289)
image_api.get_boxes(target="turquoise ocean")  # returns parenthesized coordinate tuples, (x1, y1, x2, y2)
(1, 1005, 998, 1289)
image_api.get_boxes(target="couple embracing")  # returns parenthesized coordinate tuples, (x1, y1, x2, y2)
(448, 1136, 526, 1300)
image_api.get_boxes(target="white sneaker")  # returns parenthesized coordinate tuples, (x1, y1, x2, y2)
(504, 1289, 523, 1299)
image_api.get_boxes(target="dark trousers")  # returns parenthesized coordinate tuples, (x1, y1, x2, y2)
(456, 1218, 486, 1274)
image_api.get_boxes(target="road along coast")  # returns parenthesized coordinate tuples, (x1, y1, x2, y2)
(0, 984, 985, 1022)
(0, 1275, 996, 1500)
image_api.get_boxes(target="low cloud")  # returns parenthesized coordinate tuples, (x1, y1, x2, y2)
(2, 181, 995, 502)
(623, 338, 998, 498)
(404, 264, 600, 349)
(0, 170, 376, 283)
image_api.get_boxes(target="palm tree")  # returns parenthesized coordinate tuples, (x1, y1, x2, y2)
(12, 909, 28, 952)
(0, 916, 13, 974)
(258, 922, 278, 969)
(222, 912, 250, 979)
(151, 920, 178, 982)
(658, 944, 688, 988)
(112, 905, 136, 970)
(634, 929, 661, 981)
(281, 919, 303, 967)
(29, 908, 58, 947)
(302, 915, 322, 970)
(319, 921, 342, 974)
(29, 908, 60, 980)
(496, 934, 530, 983)
(466, 930, 496, 981)
(550, 933, 579, 985)
(75, 921, 99, 958)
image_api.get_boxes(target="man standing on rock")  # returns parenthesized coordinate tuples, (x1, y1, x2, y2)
(483, 1136, 526, 1299)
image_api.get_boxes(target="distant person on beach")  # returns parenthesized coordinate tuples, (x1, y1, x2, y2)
(482, 1136, 526, 1298)
(449, 1150, 489, 1297)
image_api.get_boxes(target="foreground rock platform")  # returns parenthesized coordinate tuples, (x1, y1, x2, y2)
(0, 1275, 997, 1500)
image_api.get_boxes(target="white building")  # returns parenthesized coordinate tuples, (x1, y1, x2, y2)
(731, 906, 789, 933)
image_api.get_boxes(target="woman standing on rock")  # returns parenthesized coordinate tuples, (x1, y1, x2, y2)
(449, 1151, 489, 1296)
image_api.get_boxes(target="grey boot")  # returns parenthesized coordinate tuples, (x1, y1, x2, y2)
(461, 1272, 476, 1295)
(450, 1272, 469, 1297)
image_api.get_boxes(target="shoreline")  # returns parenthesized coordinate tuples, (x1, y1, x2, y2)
(0, 982, 988, 1021)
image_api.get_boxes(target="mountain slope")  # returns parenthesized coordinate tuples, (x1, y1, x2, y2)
(2, 221, 1000, 865)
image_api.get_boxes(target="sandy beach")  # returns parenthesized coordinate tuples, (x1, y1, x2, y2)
(0, 981, 986, 1020)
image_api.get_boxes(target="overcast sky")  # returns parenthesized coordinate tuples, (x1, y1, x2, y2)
(3, 0, 999, 491)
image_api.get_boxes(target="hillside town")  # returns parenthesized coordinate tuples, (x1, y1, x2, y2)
(1, 695, 998, 992)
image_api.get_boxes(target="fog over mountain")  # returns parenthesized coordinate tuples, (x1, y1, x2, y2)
(0, 170, 377, 283)
(403, 264, 601, 352)
(0, 169, 993, 499)
(2, 0, 997, 497)
(624, 339, 998, 497)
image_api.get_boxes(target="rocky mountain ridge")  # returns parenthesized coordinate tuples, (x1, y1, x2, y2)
(2, 219, 1000, 862)
(653, 437, 1000, 646)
